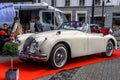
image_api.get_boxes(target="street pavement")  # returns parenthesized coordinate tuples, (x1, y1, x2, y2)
(0, 37, 120, 80)
(36, 58, 120, 80)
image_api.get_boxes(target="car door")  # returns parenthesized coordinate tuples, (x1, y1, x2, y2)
(69, 32, 88, 58)
(87, 33, 105, 55)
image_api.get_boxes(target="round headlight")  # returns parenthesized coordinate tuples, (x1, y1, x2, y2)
(15, 37, 21, 45)
(30, 39, 38, 53)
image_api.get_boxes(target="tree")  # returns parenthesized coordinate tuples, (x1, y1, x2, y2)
(3, 42, 18, 70)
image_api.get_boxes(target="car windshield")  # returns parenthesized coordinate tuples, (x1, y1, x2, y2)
(59, 21, 83, 31)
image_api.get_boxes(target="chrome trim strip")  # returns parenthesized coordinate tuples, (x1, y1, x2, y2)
(19, 52, 47, 61)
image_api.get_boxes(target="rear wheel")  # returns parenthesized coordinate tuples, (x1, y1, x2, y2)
(102, 40, 114, 57)
(48, 44, 68, 69)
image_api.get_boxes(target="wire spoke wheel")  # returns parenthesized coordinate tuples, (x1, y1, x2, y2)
(54, 47, 67, 67)
(106, 41, 113, 56)
(49, 44, 68, 69)
(102, 40, 114, 57)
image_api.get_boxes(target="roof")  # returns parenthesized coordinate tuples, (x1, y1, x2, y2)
(0, 0, 32, 2)
(14, 2, 48, 10)
(14, 2, 62, 12)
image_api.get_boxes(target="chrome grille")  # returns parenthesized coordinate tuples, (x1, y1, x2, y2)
(23, 37, 34, 54)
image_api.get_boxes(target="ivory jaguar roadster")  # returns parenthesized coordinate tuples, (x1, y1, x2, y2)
(16, 21, 117, 69)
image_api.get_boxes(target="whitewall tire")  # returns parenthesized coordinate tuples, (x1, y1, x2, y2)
(102, 40, 114, 57)
(48, 44, 68, 69)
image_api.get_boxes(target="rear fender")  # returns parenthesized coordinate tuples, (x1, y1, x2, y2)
(104, 34, 117, 49)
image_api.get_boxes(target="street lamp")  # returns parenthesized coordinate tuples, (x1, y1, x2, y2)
(102, 0, 110, 27)
(91, 0, 95, 24)
(50, 0, 56, 30)
(53, 0, 56, 30)
(102, 0, 105, 27)
(91, 0, 110, 25)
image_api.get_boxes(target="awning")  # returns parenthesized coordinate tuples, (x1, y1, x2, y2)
(14, 3, 49, 10)
(0, 0, 32, 2)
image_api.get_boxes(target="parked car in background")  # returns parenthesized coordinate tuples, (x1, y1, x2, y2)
(90, 24, 110, 35)
(16, 21, 117, 69)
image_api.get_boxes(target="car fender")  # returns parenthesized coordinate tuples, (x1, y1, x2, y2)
(104, 34, 117, 49)
(37, 36, 71, 60)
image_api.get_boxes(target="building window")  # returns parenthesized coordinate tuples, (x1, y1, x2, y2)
(113, 13, 120, 31)
(42, 12, 54, 24)
(65, 0, 70, 6)
(64, 14, 71, 21)
(77, 13, 85, 23)
(95, 0, 100, 5)
(79, 0, 85, 6)
(32, 0, 36, 3)
(51, 0, 53, 6)
(38, 0, 41, 3)
(94, 17, 104, 26)
(51, 0, 56, 6)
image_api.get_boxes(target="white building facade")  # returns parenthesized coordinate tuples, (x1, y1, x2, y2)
(15, 0, 120, 30)
(33, 0, 120, 29)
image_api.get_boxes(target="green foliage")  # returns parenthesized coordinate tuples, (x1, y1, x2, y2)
(3, 42, 18, 57)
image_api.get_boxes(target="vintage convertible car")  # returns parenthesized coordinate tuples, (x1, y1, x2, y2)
(16, 21, 117, 69)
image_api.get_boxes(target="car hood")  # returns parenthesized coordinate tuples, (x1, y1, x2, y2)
(23, 30, 80, 50)
(30, 30, 80, 38)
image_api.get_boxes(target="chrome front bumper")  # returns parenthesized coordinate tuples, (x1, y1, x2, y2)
(18, 51, 47, 61)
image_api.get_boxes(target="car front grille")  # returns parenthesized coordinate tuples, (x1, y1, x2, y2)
(23, 37, 34, 54)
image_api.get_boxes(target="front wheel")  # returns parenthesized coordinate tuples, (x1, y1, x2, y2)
(102, 40, 114, 57)
(48, 44, 68, 69)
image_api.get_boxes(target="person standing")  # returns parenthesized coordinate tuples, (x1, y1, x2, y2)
(3, 23, 10, 35)
(11, 17, 23, 38)
(34, 16, 43, 32)
(0, 23, 9, 52)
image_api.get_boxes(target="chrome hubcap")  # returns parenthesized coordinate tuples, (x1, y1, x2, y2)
(54, 47, 67, 67)
(106, 42, 113, 56)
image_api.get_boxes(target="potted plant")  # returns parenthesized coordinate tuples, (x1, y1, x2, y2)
(3, 41, 19, 80)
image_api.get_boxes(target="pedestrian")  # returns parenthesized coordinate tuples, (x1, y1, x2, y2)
(34, 16, 43, 32)
(0, 23, 9, 52)
(11, 17, 23, 38)
(3, 23, 11, 36)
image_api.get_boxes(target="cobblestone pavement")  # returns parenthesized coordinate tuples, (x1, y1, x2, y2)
(37, 58, 120, 80)
(36, 37, 120, 80)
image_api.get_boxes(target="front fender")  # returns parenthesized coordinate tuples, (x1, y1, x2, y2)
(17, 33, 34, 50)
(38, 36, 67, 60)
